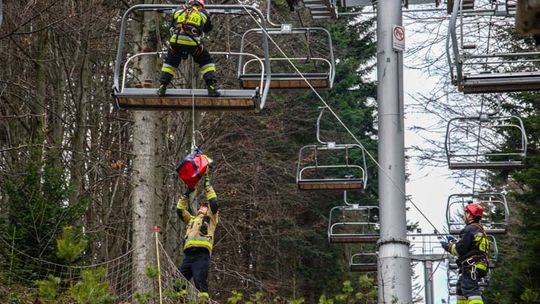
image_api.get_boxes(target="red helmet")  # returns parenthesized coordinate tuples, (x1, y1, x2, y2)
(464, 202, 484, 218)
(188, 0, 205, 8)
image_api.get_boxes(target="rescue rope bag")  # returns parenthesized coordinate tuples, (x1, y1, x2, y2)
(176, 149, 210, 190)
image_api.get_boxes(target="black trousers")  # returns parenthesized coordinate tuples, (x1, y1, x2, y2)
(179, 248, 210, 293)
(159, 43, 217, 86)
(456, 266, 485, 298)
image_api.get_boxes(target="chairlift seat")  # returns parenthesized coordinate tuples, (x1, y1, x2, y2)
(297, 177, 365, 190)
(461, 71, 540, 93)
(329, 233, 379, 243)
(115, 88, 258, 111)
(239, 73, 330, 89)
(350, 263, 378, 272)
(448, 160, 525, 170)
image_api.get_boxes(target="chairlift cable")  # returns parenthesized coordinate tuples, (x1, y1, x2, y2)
(235, 0, 447, 235)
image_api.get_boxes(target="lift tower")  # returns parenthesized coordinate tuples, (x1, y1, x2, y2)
(376, 0, 412, 302)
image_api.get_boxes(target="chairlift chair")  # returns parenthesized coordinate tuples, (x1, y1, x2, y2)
(296, 108, 368, 190)
(238, 27, 335, 89)
(446, 193, 510, 234)
(112, 4, 271, 111)
(328, 204, 379, 243)
(447, 0, 540, 93)
(349, 252, 378, 272)
(445, 115, 527, 170)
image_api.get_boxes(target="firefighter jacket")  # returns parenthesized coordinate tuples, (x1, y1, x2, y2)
(169, 6, 213, 46)
(449, 222, 490, 271)
(176, 186, 219, 255)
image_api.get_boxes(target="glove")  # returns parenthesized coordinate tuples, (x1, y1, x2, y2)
(176, 189, 193, 210)
(440, 240, 450, 252)
(184, 188, 194, 197)
(446, 235, 457, 243)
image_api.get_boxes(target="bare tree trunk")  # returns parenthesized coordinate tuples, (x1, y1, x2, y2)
(130, 7, 164, 294)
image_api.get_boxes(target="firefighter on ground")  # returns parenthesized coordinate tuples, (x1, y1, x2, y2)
(158, 0, 220, 97)
(440, 202, 490, 304)
(176, 171, 219, 299)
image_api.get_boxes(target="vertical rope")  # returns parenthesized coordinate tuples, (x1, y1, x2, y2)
(191, 56, 196, 152)
(153, 224, 163, 304)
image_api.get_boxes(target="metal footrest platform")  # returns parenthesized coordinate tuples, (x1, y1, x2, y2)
(329, 234, 379, 244)
(461, 72, 540, 93)
(448, 161, 526, 170)
(297, 178, 365, 190)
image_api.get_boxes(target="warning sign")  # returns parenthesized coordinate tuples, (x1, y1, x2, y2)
(392, 25, 405, 52)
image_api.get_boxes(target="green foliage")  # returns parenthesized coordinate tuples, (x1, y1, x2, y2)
(0, 150, 86, 281)
(7, 292, 20, 304)
(36, 275, 61, 302)
(144, 265, 160, 279)
(319, 275, 377, 304)
(520, 288, 540, 303)
(227, 290, 244, 303)
(68, 268, 114, 304)
(134, 291, 153, 304)
(56, 226, 88, 264)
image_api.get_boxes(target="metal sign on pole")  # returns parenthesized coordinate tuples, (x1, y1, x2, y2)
(392, 25, 406, 52)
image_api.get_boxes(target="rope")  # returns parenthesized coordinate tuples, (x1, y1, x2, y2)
(154, 225, 164, 304)
(191, 56, 197, 152)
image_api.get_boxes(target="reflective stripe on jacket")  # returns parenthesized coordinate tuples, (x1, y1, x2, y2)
(449, 222, 490, 268)
(169, 7, 211, 45)
(177, 186, 219, 255)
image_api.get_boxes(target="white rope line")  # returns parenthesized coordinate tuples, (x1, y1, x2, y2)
(235, 0, 447, 235)
(191, 56, 197, 151)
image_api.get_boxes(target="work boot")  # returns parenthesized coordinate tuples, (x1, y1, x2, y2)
(206, 83, 220, 97)
(157, 84, 167, 96)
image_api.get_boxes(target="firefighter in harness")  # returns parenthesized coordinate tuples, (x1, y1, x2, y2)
(176, 170, 219, 299)
(440, 202, 490, 304)
(158, 0, 220, 97)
